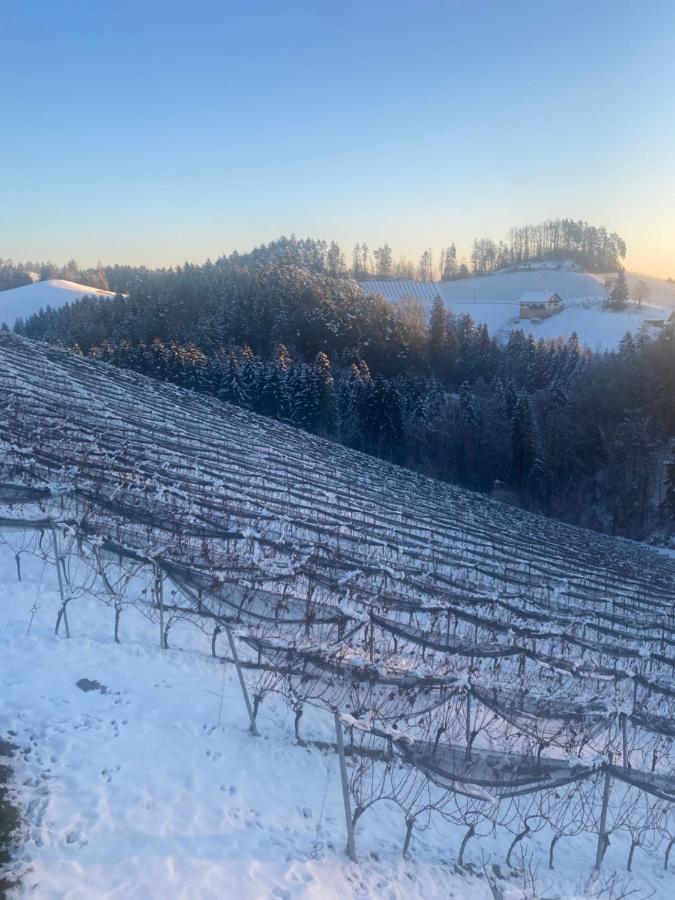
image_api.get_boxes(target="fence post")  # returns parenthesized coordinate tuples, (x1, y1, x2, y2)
(334, 711, 356, 862)
(164, 574, 258, 735)
(154, 565, 165, 649)
(595, 759, 613, 870)
(224, 624, 259, 736)
(51, 524, 70, 638)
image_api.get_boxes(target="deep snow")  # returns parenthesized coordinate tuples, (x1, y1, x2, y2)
(1, 544, 673, 899)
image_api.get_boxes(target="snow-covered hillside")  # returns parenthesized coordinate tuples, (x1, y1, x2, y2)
(362, 270, 675, 351)
(2, 549, 673, 899)
(1, 334, 674, 897)
(0, 279, 116, 329)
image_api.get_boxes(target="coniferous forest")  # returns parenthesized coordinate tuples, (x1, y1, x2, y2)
(7, 233, 675, 541)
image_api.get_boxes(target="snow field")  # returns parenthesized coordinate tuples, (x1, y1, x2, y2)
(0, 280, 117, 330)
(1, 545, 674, 899)
(363, 270, 675, 350)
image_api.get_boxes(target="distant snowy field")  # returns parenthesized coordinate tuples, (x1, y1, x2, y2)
(363, 270, 675, 351)
(0, 280, 116, 329)
(2, 271, 673, 353)
(2, 544, 673, 899)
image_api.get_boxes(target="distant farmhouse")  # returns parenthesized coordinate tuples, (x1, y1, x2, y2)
(645, 310, 675, 331)
(518, 291, 562, 320)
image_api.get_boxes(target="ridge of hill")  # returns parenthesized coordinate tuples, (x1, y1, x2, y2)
(0, 279, 116, 329)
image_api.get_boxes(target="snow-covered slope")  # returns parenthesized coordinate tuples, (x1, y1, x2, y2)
(362, 270, 675, 351)
(0, 279, 116, 329)
(0, 555, 488, 899)
(2, 548, 674, 899)
(1, 335, 674, 897)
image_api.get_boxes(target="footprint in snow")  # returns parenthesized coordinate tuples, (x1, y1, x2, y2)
(101, 764, 120, 783)
(65, 828, 88, 849)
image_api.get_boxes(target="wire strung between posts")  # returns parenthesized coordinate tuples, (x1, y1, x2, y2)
(312, 750, 336, 859)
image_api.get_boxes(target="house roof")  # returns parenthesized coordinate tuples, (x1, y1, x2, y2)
(518, 291, 561, 304)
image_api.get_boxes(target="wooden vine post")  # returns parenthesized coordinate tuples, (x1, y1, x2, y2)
(334, 711, 356, 862)
(595, 757, 613, 871)
(51, 524, 71, 638)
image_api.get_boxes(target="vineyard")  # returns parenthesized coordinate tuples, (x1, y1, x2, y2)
(1, 332, 675, 884)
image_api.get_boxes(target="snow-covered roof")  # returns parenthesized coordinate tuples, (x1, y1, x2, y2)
(518, 291, 561, 304)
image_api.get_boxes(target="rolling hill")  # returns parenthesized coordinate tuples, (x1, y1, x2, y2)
(362, 269, 675, 351)
(0, 279, 116, 329)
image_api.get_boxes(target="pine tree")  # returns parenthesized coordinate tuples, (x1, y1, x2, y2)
(373, 244, 393, 278)
(609, 268, 630, 307)
(428, 296, 447, 377)
(326, 242, 345, 277)
(440, 244, 457, 281)
(417, 249, 433, 282)
(258, 361, 285, 418)
(364, 375, 402, 461)
(314, 351, 335, 436)
(511, 393, 536, 492)
(219, 353, 246, 406)
(336, 363, 366, 447)
(351, 244, 363, 279)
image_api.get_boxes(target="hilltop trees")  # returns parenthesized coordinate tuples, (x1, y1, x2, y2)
(467, 220, 626, 276)
(0, 257, 112, 292)
(373, 244, 393, 278)
(1, 220, 627, 312)
(505, 220, 626, 272)
(417, 250, 434, 282)
(440, 244, 458, 280)
(0, 261, 32, 291)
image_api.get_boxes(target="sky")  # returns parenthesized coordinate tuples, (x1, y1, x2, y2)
(1, 0, 674, 277)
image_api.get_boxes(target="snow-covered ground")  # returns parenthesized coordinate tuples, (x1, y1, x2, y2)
(1, 544, 673, 899)
(0, 280, 116, 329)
(362, 270, 675, 351)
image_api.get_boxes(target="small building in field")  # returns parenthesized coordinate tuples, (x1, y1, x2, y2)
(518, 291, 562, 320)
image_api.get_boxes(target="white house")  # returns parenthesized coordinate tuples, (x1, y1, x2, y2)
(518, 291, 563, 320)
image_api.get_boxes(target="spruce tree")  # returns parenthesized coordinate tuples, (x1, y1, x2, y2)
(609, 268, 630, 307)
(428, 296, 447, 376)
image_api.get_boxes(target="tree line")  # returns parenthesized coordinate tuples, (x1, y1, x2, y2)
(13, 243, 674, 541)
(0, 218, 626, 297)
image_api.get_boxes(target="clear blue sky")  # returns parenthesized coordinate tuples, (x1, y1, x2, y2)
(2, 0, 674, 275)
